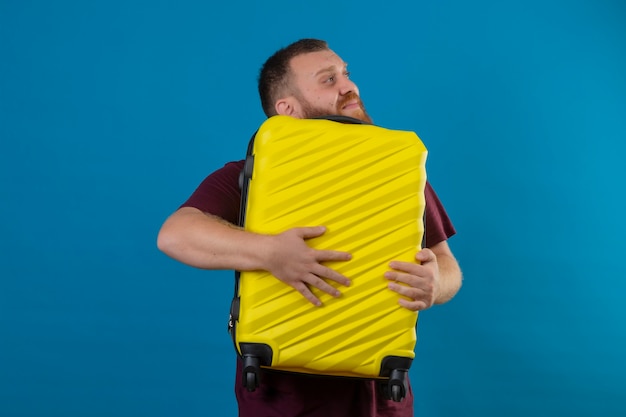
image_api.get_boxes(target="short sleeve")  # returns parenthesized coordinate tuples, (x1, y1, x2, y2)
(180, 160, 245, 225)
(424, 182, 456, 248)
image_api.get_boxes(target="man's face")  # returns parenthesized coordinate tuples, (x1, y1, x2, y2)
(287, 50, 372, 123)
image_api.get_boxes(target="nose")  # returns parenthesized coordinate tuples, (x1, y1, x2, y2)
(338, 75, 359, 96)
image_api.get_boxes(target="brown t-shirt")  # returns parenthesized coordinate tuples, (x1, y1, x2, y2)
(181, 160, 456, 417)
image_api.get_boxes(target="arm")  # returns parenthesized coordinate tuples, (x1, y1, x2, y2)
(428, 240, 463, 304)
(385, 240, 462, 311)
(157, 207, 352, 306)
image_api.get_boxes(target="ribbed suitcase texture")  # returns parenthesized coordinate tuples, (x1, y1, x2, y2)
(231, 115, 428, 400)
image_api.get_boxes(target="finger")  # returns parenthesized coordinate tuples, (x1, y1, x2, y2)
(398, 298, 429, 312)
(387, 283, 429, 311)
(385, 270, 421, 286)
(315, 249, 352, 262)
(387, 281, 424, 298)
(388, 260, 419, 274)
(387, 270, 435, 298)
(305, 273, 342, 297)
(311, 264, 351, 287)
(292, 281, 323, 307)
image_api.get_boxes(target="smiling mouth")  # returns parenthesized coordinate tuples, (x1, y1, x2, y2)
(342, 100, 360, 110)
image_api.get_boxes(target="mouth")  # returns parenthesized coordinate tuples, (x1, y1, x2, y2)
(341, 100, 361, 110)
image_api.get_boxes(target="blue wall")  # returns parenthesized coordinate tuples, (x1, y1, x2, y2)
(1, 1, 625, 416)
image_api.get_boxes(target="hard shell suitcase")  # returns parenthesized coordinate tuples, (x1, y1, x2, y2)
(229, 115, 428, 401)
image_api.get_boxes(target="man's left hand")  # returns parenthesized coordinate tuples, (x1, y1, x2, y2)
(385, 249, 441, 311)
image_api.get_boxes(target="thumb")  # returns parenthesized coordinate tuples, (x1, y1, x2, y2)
(416, 248, 436, 264)
(295, 226, 327, 239)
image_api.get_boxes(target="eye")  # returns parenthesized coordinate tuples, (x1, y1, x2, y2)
(344, 71, 351, 78)
(326, 75, 336, 83)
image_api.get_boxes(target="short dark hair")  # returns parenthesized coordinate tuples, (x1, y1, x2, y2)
(258, 39, 329, 117)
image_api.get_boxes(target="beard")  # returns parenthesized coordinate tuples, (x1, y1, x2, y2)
(297, 91, 373, 124)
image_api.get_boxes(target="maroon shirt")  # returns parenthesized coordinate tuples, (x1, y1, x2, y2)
(181, 160, 456, 417)
(182, 161, 455, 249)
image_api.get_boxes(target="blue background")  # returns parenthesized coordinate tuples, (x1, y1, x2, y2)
(2, 0, 625, 416)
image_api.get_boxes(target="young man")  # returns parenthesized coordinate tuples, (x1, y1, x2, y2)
(158, 39, 462, 417)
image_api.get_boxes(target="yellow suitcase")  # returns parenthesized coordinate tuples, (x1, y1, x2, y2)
(229, 115, 428, 401)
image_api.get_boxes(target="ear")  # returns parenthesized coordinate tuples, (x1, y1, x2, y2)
(275, 96, 301, 117)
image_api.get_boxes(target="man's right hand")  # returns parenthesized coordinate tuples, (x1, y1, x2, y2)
(158, 208, 351, 306)
(263, 226, 352, 306)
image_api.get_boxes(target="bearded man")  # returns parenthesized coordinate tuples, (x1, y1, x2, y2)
(158, 38, 462, 417)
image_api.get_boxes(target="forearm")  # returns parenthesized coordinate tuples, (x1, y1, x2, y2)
(157, 207, 271, 271)
(434, 252, 462, 304)
(157, 207, 353, 305)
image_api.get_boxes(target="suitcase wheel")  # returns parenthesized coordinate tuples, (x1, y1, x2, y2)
(242, 354, 261, 392)
(245, 370, 258, 391)
(388, 369, 408, 402)
(239, 343, 272, 392)
(391, 383, 404, 402)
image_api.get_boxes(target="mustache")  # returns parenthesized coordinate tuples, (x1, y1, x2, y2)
(336, 92, 363, 111)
